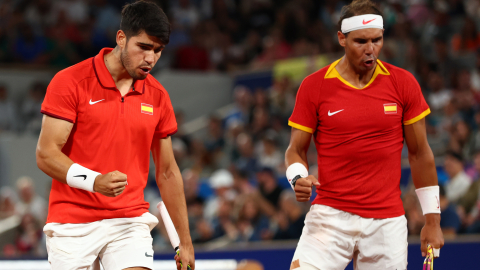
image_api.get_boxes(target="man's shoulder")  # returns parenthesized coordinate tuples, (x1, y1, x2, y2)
(380, 60, 416, 81)
(53, 57, 95, 84)
(304, 64, 331, 83)
(144, 74, 169, 95)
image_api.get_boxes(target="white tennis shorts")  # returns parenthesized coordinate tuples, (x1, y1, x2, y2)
(291, 205, 408, 270)
(44, 212, 159, 270)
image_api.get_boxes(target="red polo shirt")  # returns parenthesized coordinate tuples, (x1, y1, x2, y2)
(289, 59, 430, 219)
(41, 48, 177, 223)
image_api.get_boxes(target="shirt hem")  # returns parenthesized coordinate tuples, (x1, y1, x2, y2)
(312, 200, 405, 219)
(41, 109, 75, 123)
(404, 108, 431, 125)
(288, 120, 314, 133)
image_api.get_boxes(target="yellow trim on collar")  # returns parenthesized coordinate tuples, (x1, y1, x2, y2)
(288, 121, 314, 134)
(404, 108, 431, 125)
(324, 58, 390, 89)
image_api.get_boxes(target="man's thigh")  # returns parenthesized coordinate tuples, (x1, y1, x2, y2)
(291, 205, 359, 270)
(354, 215, 408, 270)
(99, 217, 155, 270)
(44, 222, 105, 270)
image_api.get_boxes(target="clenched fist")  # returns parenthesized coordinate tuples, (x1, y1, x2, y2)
(93, 170, 127, 197)
(294, 175, 320, 202)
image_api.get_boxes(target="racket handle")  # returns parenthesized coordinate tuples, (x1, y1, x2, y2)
(176, 249, 192, 270)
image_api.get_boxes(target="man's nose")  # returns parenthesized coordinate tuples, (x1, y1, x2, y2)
(365, 41, 374, 55)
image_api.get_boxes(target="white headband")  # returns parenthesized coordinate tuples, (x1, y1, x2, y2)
(341, 14, 383, 33)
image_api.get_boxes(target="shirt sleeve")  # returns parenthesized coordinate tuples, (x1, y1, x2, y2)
(401, 71, 430, 125)
(41, 71, 78, 123)
(288, 76, 319, 133)
(155, 90, 177, 138)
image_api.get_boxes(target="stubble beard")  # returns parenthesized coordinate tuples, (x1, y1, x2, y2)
(120, 47, 146, 80)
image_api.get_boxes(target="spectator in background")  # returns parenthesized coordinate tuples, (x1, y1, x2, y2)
(90, 0, 120, 49)
(226, 86, 253, 126)
(233, 133, 258, 175)
(449, 120, 475, 161)
(427, 71, 451, 113)
(211, 198, 237, 241)
(452, 70, 475, 123)
(0, 186, 17, 219)
(235, 197, 270, 242)
(14, 22, 48, 64)
(451, 17, 480, 54)
(444, 151, 471, 203)
(256, 167, 283, 207)
(0, 85, 16, 132)
(439, 185, 461, 236)
(171, 0, 199, 30)
(173, 25, 210, 70)
(15, 176, 47, 224)
(54, 0, 89, 25)
(465, 186, 480, 233)
(269, 76, 295, 119)
(172, 137, 191, 171)
(273, 191, 305, 240)
(15, 213, 45, 256)
(204, 169, 236, 224)
(21, 82, 46, 134)
(458, 151, 480, 214)
(471, 51, 480, 92)
(204, 115, 225, 153)
(256, 132, 283, 172)
(233, 170, 255, 196)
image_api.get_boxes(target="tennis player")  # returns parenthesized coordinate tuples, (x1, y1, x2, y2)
(285, 0, 443, 269)
(36, 1, 194, 270)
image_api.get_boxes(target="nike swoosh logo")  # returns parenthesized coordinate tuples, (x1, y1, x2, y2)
(74, 175, 87, 180)
(363, 18, 376, 25)
(328, 109, 344, 116)
(89, 99, 105, 105)
(145, 252, 153, 257)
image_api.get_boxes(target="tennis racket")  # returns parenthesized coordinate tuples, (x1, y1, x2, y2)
(157, 201, 192, 270)
(423, 245, 434, 270)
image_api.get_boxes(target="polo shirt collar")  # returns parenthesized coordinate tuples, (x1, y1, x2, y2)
(93, 48, 146, 94)
(325, 58, 390, 89)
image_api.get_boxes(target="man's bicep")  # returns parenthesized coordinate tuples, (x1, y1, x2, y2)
(38, 115, 74, 151)
(151, 136, 176, 172)
(404, 118, 428, 155)
(289, 128, 313, 151)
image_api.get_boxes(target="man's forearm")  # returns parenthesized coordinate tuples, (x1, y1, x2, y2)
(157, 165, 192, 244)
(409, 149, 440, 223)
(285, 146, 308, 168)
(409, 148, 438, 189)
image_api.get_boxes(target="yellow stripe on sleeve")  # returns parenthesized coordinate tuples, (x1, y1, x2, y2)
(404, 108, 431, 125)
(288, 120, 314, 133)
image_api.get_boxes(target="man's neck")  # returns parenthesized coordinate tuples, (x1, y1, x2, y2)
(336, 57, 376, 89)
(104, 47, 134, 96)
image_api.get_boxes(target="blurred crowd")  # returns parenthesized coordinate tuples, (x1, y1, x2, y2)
(2, 0, 480, 258)
(0, 177, 47, 257)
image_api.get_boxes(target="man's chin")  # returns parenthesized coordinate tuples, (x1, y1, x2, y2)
(131, 72, 148, 80)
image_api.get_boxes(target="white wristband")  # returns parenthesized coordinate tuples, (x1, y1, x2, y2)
(66, 163, 101, 193)
(286, 163, 309, 190)
(415, 186, 441, 215)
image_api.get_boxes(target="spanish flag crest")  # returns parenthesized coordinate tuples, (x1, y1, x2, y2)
(141, 103, 153, 115)
(383, 103, 397, 114)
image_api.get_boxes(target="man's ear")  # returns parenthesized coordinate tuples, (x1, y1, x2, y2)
(116, 30, 127, 49)
(337, 31, 346, 48)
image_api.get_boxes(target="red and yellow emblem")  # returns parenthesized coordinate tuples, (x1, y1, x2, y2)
(384, 103, 397, 114)
(141, 103, 153, 115)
